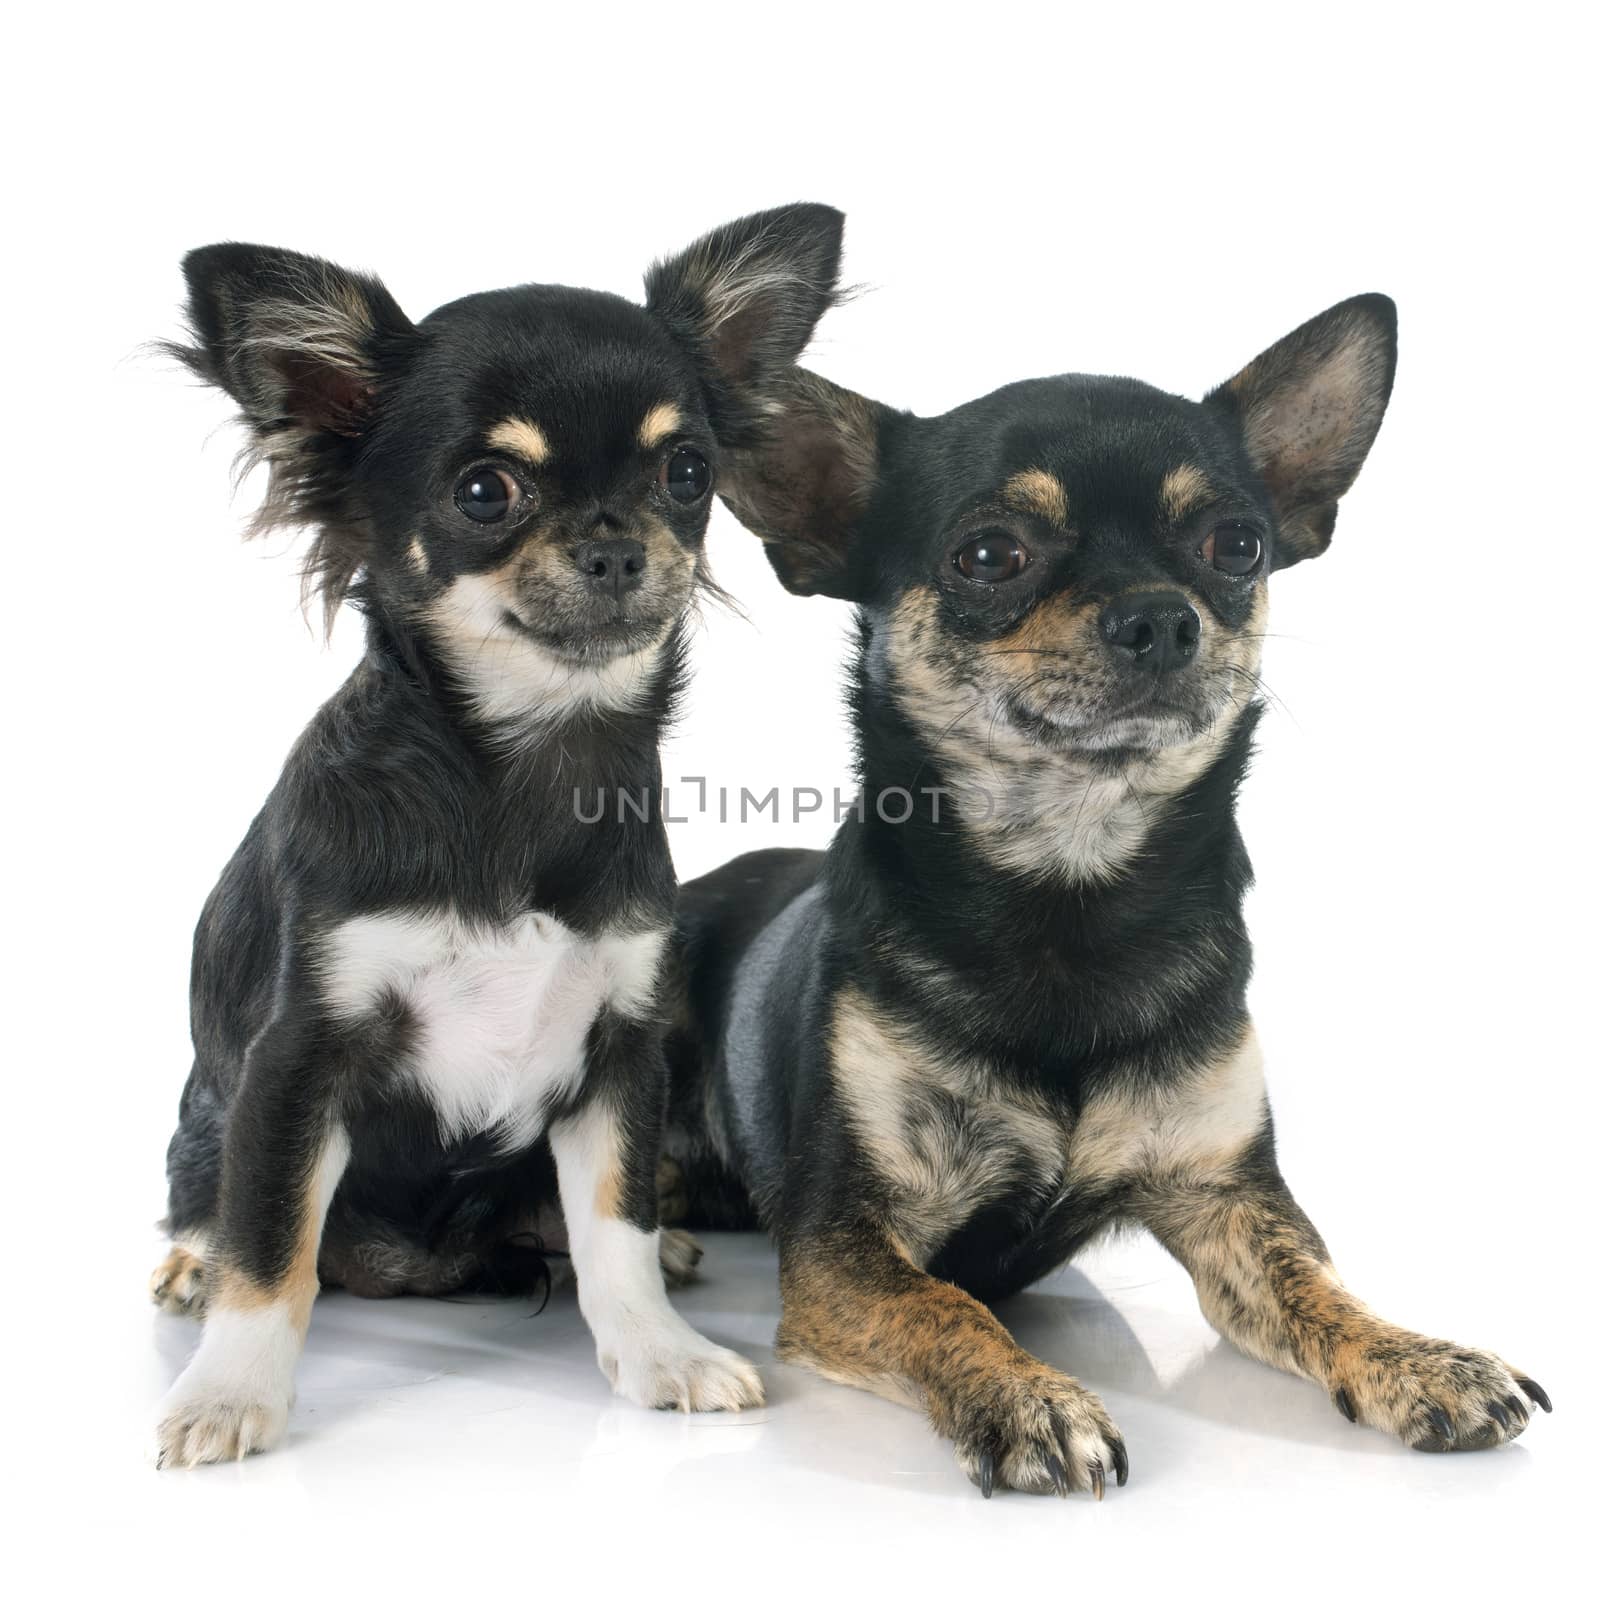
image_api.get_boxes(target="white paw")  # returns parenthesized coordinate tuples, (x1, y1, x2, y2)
(152, 1304, 301, 1468)
(155, 1385, 289, 1467)
(599, 1317, 764, 1412)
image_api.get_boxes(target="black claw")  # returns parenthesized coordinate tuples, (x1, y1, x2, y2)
(1487, 1401, 1512, 1434)
(1089, 1462, 1105, 1502)
(1517, 1377, 1552, 1415)
(1505, 1394, 1528, 1427)
(1334, 1386, 1358, 1424)
(1109, 1437, 1129, 1487)
(979, 1450, 995, 1500)
(1047, 1455, 1069, 1497)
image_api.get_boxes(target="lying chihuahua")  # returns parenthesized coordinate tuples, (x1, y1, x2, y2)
(151, 203, 846, 1466)
(663, 296, 1552, 1495)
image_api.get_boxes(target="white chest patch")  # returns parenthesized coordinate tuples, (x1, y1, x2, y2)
(321, 911, 666, 1148)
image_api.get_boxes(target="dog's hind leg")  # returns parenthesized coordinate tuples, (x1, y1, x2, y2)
(152, 1068, 229, 1315)
(1137, 1126, 1551, 1451)
(150, 1237, 210, 1316)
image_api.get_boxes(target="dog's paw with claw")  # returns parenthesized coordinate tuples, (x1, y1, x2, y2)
(155, 1387, 289, 1468)
(1329, 1333, 1551, 1452)
(150, 1245, 208, 1316)
(599, 1317, 764, 1413)
(947, 1361, 1128, 1499)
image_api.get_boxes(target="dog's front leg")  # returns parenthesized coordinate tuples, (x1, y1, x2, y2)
(777, 1227, 1127, 1497)
(549, 1013, 763, 1412)
(1138, 1134, 1551, 1450)
(155, 1013, 349, 1467)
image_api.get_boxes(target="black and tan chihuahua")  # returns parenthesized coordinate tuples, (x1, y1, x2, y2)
(151, 204, 846, 1466)
(663, 296, 1553, 1496)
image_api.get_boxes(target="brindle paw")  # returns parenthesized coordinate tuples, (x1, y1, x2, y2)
(150, 1245, 208, 1316)
(1329, 1335, 1547, 1452)
(949, 1364, 1127, 1499)
(658, 1226, 704, 1287)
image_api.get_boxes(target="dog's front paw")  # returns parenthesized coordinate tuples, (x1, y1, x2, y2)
(1330, 1334, 1551, 1452)
(599, 1316, 764, 1412)
(946, 1361, 1128, 1499)
(155, 1386, 289, 1468)
(153, 1306, 303, 1468)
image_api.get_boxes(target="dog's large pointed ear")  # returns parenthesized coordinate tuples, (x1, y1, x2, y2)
(644, 203, 846, 435)
(717, 367, 892, 600)
(169, 244, 414, 626)
(1205, 294, 1397, 569)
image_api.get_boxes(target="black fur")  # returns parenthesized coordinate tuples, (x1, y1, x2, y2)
(667, 296, 1398, 1264)
(159, 205, 847, 1312)
(658, 296, 1520, 1493)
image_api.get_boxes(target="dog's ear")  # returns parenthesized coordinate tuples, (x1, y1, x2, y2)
(717, 367, 891, 600)
(175, 243, 412, 438)
(170, 244, 414, 626)
(644, 203, 846, 433)
(1205, 294, 1396, 568)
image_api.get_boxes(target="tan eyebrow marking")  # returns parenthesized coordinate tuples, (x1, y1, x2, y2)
(1160, 463, 1211, 520)
(638, 401, 683, 450)
(487, 418, 550, 465)
(1002, 468, 1069, 529)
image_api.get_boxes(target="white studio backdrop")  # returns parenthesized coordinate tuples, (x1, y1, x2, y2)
(4, 4, 1592, 1594)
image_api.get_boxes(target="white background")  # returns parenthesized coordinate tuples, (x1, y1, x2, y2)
(6, 5, 1592, 1595)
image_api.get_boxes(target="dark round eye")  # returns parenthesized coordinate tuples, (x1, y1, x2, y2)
(662, 447, 711, 504)
(455, 468, 521, 524)
(954, 531, 1030, 583)
(1203, 523, 1263, 575)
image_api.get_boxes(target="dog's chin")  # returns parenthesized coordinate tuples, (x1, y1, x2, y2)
(502, 609, 672, 666)
(1004, 691, 1219, 756)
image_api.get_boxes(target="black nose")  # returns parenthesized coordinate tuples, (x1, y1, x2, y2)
(1100, 590, 1201, 672)
(574, 538, 647, 597)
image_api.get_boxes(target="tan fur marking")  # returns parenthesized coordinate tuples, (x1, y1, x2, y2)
(487, 417, 550, 465)
(595, 1165, 623, 1222)
(1070, 1023, 1267, 1189)
(829, 986, 1062, 1264)
(406, 537, 427, 573)
(1159, 463, 1210, 521)
(1002, 468, 1069, 528)
(637, 401, 683, 450)
(213, 1136, 345, 1334)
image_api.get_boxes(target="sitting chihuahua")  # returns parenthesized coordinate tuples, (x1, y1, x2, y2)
(663, 296, 1551, 1495)
(152, 203, 846, 1466)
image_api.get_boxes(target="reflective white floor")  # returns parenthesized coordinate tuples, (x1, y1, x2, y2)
(45, 1223, 1573, 1598)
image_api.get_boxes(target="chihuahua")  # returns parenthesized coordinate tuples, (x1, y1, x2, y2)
(662, 296, 1552, 1495)
(151, 203, 846, 1466)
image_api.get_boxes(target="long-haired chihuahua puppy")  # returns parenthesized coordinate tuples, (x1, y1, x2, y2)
(664, 296, 1551, 1496)
(151, 204, 846, 1467)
